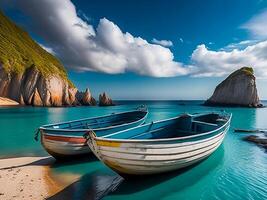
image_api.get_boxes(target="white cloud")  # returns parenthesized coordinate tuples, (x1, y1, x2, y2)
(39, 43, 55, 54)
(191, 41, 267, 78)
(220, 40, 258, 51)
(189, 9, 267, 78)
(241, 9, 267, 39)
(151, 38, 173, 47)
(14, 0, 188, 77)
(10, 0, 267, 79)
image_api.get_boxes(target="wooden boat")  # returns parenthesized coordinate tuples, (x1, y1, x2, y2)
(37, 107, 148, 159)
(86, 112, 231, 175)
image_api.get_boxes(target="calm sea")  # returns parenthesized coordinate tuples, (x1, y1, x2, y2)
(0, 100, 266, 200)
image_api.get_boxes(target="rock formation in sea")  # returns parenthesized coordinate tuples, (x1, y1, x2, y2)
(244, 135, 267, 150)
(99, 92, 114, 106)
(205, 67, 262, 107)
(76, 88, 96, 106)
(0, 11, 96, 107)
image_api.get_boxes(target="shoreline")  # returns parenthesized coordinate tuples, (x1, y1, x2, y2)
(0, 97, 19, 106)
(0, 156, 63, 199)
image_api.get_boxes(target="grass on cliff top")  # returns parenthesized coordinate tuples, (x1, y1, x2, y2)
(227, 66, 254, 79)
(240, 67, 254, 76)
(0, 11, 74, 87)
(216, 66, 255, 89)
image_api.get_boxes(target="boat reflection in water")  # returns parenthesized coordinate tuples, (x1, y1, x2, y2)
(48, 144, 225, 200)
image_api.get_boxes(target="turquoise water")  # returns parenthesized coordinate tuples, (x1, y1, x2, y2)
(0, 101, 266, 200)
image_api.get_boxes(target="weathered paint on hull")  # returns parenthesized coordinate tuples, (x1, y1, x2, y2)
(88, 127, 229, 175)
(41, 116, 147, 158)
(41, 134, 89, 158)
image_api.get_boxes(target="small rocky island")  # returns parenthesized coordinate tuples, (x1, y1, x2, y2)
(99, 92, 114, 106)
(0, 11, 113, 107)
(205, 67, 262, 107)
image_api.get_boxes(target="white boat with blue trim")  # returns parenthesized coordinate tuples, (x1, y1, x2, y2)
(86, 112, 232, 175)
(37, 107, 148, 159)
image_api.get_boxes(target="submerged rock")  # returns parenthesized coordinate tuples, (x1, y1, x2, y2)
(99, 92, 114, 106)
(244, 135, 267, 149)
(205, 67, 262, 107)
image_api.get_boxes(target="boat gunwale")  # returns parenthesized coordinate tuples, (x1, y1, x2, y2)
(99, 131, 225, 157)
(97, 128, 227, 154)
(92, 113, 232, 143)
(39, 109, 148, 133)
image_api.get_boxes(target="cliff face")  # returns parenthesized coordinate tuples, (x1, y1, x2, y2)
(0, 65, 78, 106)
(205, 67, 262, 107)
(0, 11, 97, 106)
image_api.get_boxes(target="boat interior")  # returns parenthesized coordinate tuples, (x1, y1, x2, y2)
(42, 110, 147, 130)
(105, 113, 229, 140)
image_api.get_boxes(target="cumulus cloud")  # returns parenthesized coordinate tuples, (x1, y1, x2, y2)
(151, 38, 173, 47)
(241, 9, 267, 39)
(8, 0, 267, 79)
(13, 0, 188, 77)
(191, 41, 267, 78)
(189, 9, 267, 78)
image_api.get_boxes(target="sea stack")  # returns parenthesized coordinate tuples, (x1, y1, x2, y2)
(76, 88, 96, 106)
(99, 92, 114, 106)
(205, 67, 262, 107)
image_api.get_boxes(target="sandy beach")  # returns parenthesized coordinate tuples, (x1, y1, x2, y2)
(0, 97, 19, 106)
(0, 156, 62, 200)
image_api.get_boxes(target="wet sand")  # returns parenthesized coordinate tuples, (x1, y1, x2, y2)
(0, 156, 62, 200)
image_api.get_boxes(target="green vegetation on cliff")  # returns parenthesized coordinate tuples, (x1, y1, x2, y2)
(240, 67, 254, 76)
(0, 11, 74, 87)
(226, 66, 254, 81)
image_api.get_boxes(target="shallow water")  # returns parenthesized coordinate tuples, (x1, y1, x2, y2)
(0, 101, 266, 200)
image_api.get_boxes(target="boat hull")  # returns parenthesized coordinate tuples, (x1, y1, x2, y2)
(41, 116, 147, 158)
(41, 133, 89, 158)
(87, 119, 230, 175)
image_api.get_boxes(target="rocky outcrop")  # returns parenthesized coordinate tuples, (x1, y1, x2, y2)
(205, 67, 262, 107)
(76, 88, 96, 106)
(0, 65, 98, 106)
(0, 65, 80, 106)
(244, 135, 267, 150)
(0, 11, 98, 107)
(99, 92, 114, 106)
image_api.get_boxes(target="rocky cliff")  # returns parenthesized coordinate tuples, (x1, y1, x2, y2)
(99, 92, 114, 106)
(0, 65, 79, 106)
(205, 67, 262, 107)
(0, 11, 96, 106)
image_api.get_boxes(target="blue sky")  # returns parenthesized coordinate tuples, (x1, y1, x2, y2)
(2, 0, 267, 100)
